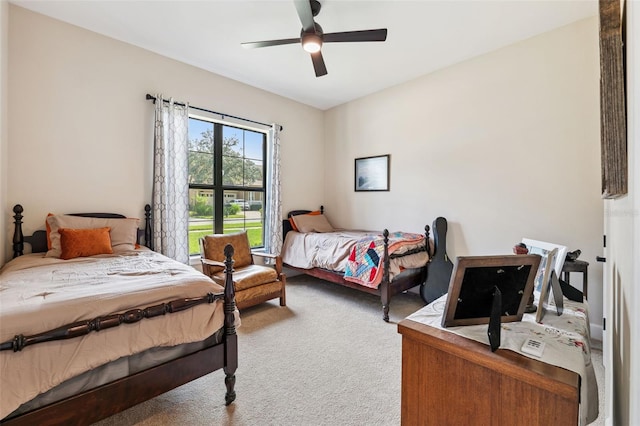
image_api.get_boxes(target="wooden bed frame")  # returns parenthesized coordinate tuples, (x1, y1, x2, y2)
(1, 204, 238, 425)
(283, 207, 443, 322)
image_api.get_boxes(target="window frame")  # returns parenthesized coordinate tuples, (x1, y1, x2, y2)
(188, 115, 268, 254)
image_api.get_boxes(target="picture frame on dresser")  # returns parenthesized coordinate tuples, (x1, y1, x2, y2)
(354, 154, 390, 191)
(534, 247, 559, 323)
(521, 238, 567, 277)
(441, 254, 541, 327)
(533, 247, 558, 295)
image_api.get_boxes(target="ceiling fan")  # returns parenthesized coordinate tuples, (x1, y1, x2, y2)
(241, 0, 387, 77)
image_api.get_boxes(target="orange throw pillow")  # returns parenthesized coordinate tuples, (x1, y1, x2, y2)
(46, 213, 54, 250)
(59, 227, 113, 260)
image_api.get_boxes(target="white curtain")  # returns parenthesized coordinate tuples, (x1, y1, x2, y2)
(152, 94, 190, 264)
(264, 123, 283, 256)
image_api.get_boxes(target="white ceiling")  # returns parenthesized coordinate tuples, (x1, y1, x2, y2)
(11, 0, 598, 110)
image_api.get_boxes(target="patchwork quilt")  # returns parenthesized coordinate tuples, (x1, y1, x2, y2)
(344, 232, 426, 289)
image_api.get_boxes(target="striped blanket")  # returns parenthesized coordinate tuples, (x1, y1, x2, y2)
(344, 232, 426, 289)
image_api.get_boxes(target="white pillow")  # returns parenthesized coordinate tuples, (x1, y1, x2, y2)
(291, 214, 334, 233)
(46, 215, 140, 258)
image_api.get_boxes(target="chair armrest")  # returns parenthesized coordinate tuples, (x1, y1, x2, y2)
(201, 258, 226, 268)
(200, 258, 227, 278)
(251, 252, 283, 275)
(251, 251, 278, 260)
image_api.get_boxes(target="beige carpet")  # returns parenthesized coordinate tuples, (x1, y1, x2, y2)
(95, 275, 605, 425)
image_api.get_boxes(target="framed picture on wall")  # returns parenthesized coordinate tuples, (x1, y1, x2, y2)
(354, 154, 390, 192)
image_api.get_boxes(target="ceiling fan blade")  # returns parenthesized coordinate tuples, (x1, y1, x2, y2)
(294, 0, 316, 33)
(323, 29, 388, 43)
(241, 38, 301, 49)
(310, 51, 327, 77)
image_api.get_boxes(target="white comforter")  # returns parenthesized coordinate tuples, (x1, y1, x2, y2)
(0, 250, 227, 419)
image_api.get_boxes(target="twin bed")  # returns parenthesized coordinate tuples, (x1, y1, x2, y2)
(0, 205, 238, 425)
(281, 208, 448, 321)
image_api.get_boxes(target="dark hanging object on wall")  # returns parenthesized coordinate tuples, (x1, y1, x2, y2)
(599, 0, 628, 198)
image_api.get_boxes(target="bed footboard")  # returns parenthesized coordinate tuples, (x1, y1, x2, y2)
(0, 293, 226, 353)
(379, 226, 431, 321)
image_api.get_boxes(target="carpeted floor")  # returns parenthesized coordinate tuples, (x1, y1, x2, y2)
(95, 274, 605, 425)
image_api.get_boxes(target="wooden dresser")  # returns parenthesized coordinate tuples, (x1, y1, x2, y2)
(398, 319, 580, 426)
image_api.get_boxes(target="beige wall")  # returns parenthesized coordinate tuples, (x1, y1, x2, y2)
(324, 18, 604, 336)
(0, 0, 7, 264)
(5, 5, 324, 262)
(604, 0, 640, 424)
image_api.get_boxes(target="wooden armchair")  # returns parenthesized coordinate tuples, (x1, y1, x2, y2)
(200, 231, 286, 310)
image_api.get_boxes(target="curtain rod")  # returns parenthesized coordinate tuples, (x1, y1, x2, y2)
(145, 94, 282, 131)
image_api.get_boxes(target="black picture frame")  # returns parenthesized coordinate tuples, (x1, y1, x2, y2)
(354, 155, 390, 192)
(441, 254, 541, 327)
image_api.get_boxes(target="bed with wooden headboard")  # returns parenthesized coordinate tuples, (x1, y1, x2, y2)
(0, 204, 238, 425)
(281, 207, 450, 321)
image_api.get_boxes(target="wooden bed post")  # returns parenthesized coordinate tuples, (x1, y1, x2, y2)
(144, 204, 153, 250)
(424, 225, 432, 256)
(421, 224, 433, 287)
(12, 205, 24, 258)
(381, 229, 391, 322)
(222, 243, 238, 405)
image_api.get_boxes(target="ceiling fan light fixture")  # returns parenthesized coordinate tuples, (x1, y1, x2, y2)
(302, 33, 322, 53)
(241, 0, 388, 77)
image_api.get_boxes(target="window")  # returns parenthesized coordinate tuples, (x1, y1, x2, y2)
(188, 117, 266, 255)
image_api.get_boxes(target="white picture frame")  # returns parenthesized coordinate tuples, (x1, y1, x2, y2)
(521, 238, 567, 278)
